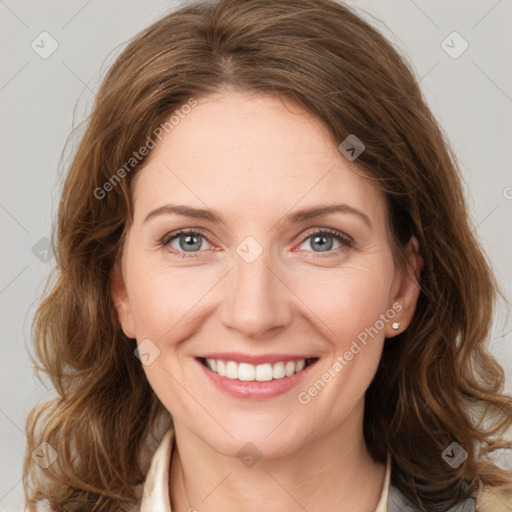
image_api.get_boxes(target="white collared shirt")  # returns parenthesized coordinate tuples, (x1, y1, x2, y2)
(138, 428, 391, 512)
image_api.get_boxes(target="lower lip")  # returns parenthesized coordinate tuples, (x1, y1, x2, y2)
(196, 358, 318, 400)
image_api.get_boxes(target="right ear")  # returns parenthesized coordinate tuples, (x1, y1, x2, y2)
(110, 260, 136, 339)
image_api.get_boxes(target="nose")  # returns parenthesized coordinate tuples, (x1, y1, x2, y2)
(218, 247, 293, 340)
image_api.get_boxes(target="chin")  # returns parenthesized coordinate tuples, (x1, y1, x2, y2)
(196, 415, 314, 462)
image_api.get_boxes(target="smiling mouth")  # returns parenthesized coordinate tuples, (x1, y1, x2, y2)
(198, 357, 319, 382)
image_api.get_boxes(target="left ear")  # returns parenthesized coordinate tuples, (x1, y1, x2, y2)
(385, 236, 424, 338)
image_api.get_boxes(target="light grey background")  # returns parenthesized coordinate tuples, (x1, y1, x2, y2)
(1, 0, 511, 510)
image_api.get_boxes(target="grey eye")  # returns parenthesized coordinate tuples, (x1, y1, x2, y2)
(170, 233, 207, 252)
(299, 233, 343, 252)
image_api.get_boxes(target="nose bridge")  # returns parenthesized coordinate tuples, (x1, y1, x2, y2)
(219, 238, 291, 338)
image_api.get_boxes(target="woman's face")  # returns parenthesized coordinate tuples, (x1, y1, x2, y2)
(112, 91, 420, 459)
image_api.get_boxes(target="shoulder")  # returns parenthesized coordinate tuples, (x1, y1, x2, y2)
(388, 483, 512, 512)
(475, 486, 512, 512)
(388, 483, 475, 511)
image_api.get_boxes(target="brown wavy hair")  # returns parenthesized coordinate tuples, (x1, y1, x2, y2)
(23, 0, 512, 510)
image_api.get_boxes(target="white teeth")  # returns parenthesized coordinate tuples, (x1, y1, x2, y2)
(285, 361, 296, 377)
(203, 358, 311, 381)
(272, 362, 285, 379)
(255, 363, 273, 381)
(238, 362, 255, 381)
(217, 360, 226, 377)
(225, 361, 238, 379)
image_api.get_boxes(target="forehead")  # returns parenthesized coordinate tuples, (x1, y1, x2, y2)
(132, 91, 385, 227)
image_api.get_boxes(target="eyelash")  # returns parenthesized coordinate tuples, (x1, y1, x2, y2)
(159, 227, 354, 258)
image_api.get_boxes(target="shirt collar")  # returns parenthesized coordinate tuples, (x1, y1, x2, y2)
(140, 427, 391, 512)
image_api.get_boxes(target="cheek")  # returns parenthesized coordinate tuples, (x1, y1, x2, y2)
(293, 267, 392, 425)
(292, 259, 394, 346)
(125, 254, 219, 341)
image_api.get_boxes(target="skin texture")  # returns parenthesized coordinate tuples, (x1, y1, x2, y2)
(111, 90, 422, 512)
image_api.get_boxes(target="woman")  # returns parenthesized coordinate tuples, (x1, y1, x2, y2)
(23, 0, 512, 511)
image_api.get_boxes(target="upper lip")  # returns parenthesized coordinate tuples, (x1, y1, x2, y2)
(198, 352, 318, 365)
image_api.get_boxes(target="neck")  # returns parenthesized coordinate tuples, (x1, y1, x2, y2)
(169, 400, 387, 512)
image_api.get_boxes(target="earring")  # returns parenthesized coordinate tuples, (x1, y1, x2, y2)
(391, 322, 400, 330)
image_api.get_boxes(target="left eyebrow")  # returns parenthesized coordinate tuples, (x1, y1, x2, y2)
(284, 204, 373, 230)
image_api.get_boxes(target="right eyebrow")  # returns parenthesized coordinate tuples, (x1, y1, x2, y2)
(143, 204, 223, 224)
